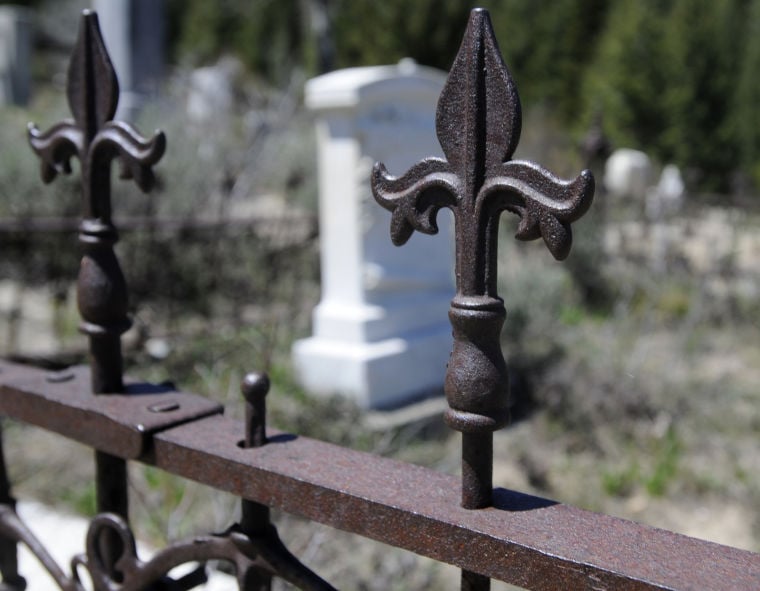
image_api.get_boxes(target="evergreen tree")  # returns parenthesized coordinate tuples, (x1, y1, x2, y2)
(167, 0, 308, 84)
(167, 0, 238, 66)
(486, 0, 610, 120)
(663, 0, 745, 191)
(162, 1, 758, 193)
(735, 0, 760, 189)
(583, 0, 754, 192)
(582, 1, 674, 161)
(331, 0, 472, 72)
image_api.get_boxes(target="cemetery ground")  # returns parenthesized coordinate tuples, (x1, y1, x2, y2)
(1, 98, 760, 587)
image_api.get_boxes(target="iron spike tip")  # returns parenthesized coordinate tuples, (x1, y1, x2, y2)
(68, 7, 119, 130)
(467, 7, 492, 27)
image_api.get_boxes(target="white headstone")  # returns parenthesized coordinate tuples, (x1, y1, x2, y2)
(657, 164, 685, 205)
(645, 163, 685, 221)
(292, 61, 454, 409)
(186, 58, 240, 123)
(93, 0, 165, 122)
(0, 6, 32, 106)
(604, 148, 652, 200)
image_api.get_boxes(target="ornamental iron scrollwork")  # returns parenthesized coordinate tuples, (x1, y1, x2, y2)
(0, 507, 334, 591)
(71, 512, 334, 591)
(0, 373, 334, 590)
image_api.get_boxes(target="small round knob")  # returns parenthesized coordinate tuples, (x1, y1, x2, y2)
(241, 372, 270, 403)
(241, 372, 270, 448)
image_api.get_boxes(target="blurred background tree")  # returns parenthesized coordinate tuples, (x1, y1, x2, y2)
(162, 0, 758, 194)
(735, 0, 760, 189)
(583, 0, 748, 192)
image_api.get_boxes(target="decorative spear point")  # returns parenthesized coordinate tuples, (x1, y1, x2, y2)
(27, 9, 166, 395)
(436, 8, 521, 172)
(67, 10, 119, 141)
(372, 8, 595, 514)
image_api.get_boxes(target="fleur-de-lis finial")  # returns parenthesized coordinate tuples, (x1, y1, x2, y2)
(28, 10, 166, 394)
(372, 9, 594, 511)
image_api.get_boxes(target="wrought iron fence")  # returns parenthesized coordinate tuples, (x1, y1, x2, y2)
(0, 7, 758, 591)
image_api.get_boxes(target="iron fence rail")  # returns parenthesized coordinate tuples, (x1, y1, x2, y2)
(0, 360, 758, 590)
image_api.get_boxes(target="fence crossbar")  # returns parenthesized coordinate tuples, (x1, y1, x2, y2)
(1, 360, 757, 590)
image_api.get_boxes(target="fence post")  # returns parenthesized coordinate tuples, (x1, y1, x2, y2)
(28, 9, 165, 581)
(373, 8, 594, 589)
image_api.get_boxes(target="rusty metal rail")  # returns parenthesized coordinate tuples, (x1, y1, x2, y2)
(0, 6, 759, 591)
(0, 360, 758, 590)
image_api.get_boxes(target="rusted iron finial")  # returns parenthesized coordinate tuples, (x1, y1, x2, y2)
(372, 8, 594, 510)
(28, 10, 165, 394)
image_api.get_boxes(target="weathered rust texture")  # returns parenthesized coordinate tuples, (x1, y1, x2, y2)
(0, 361, 758, 589)
(26, 11, 166, 576)
(27, 10, 165, 395)
(372, 9, 592, 588)
(149, 413, 760, 591)
(0, 364, 333, 590)
(0, 361, 222, 459)
(372, 8, 593, 514)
